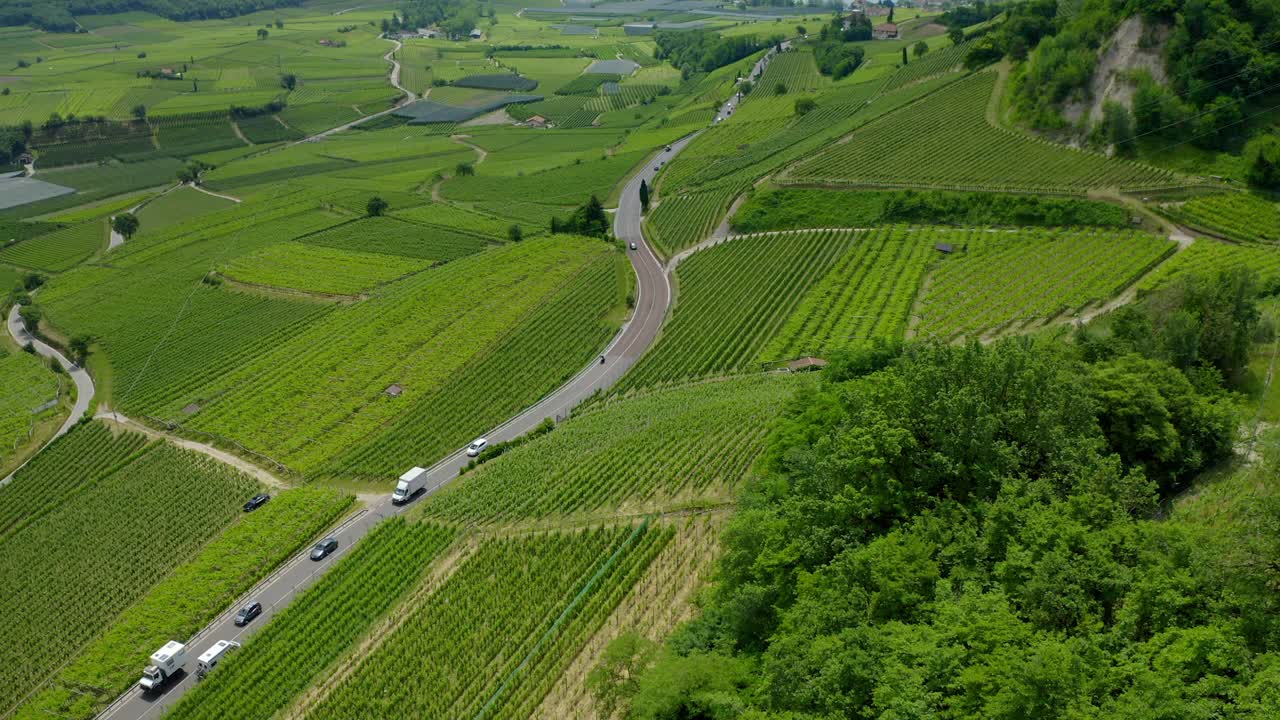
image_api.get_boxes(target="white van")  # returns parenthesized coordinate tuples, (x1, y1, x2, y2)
(196, 640, 240, 678)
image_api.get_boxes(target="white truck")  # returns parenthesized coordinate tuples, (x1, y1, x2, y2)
(392, 466, 428, 505)
(139, 641, 187, 692)
(196, 640, 240, 679)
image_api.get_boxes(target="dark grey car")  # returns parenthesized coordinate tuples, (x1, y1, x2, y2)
(310, 537, 338, 561)
(234, 601, 262, 627)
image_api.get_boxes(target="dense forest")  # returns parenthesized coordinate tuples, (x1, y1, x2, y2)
(654, 30, 781, 77)
(960, 0, 1280, 162)
(0, 0, 301, 31)
(384, 0, 486, 37)
(592, 270, 1280, 718)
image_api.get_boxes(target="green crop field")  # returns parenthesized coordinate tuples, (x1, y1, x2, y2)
(915, 227, 1175, 339)
(784, 72, 1179, 193)
(300, 215, 492, 259)
(306, 524, 671, 720)
(1137, 238, 1280, 292)
(136, 186, 237, 231)
(12, 487, 351, 720)
(0, 349, 62, 469)
(427, 375, 797, 525)
(220, 242, 434, 295)
(645, 187, 737, 259)
(0, 423, 150, 542)
(0, 220, 106, 271)
(165, 519, 456, 720)
(620, 230, 860, 391)
(158, 237, 623, 478)
(1162, 193, 1280, 244)
(0, 439, 257, 712)
(759, 226, 935, 362)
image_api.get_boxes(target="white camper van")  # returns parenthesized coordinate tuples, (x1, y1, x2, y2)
(139, 641, 187, 692)
(196, 640, 240, 679)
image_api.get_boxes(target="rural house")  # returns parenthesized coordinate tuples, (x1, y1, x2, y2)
(873, 23, 899, 39)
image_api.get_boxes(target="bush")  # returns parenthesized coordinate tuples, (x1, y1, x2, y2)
(1244, 135, 1280, 189)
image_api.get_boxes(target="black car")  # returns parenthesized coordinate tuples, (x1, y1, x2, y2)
(310, 537, 338, 561)
(234, 601, 262, 627)
(242, 494, 270, 512)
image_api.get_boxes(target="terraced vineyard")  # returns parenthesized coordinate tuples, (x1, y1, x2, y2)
(326, 251, 627, 480)
(301, 215, 491, 259)
(759, 227, 934, 362)
(785, 72, 1180, 193)
(305, 524, 671, 720)
(0, 422, 149, 541)
(172, 238, 624, 477)
(152, 113, 246, 156)
(164, 520, 455, 720)
(234, 114, 304, 144)
(619, 230, 859, 391)
(0, 349, 61, 466)
(0, 442, 256, 713)
(749, 49, 825, 95)
(645, 187, 738, 259)
(0, 220, 106, 271)
(1137, 239, 1280, 292)
(1162, 193, 1279, 244)
(220, 243, 434, 295)
(426, 375, 796, 525)
(12, 487, 352, 720)
(878, 41, 970, 93)
(915, 227, 1175, 339)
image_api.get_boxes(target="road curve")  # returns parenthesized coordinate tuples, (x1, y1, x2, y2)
(95, 139, 694, 720)
(0, 303, 94, 486)
(96, 44, 787, 720)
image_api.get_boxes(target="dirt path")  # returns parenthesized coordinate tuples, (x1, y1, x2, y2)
(190, 183, 243, 204)
(94, 407, 288, 489)
(451, 134, 488, 164)
(230, 119, 251, 146)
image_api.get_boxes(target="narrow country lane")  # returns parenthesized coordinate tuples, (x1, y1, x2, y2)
(95, 138, 696, 720)
(0, 303, 94, 486)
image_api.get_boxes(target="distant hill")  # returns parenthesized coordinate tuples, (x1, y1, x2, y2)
(0, 0, 303, 32)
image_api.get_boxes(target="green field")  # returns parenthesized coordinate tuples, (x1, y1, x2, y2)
(914, 227, 1175, 339)
(1161, 193, 1280, 244)
(0, 220, 106, 271)
(426, 374, 797, 525)
(220, 242, 434, 295)
(165, 519, 456, 720)
(12, 486, 352, 720)
(784, 72, 1180, 193)
(162, 236, 624, 478)
(0, 438, 258, 712)
(306, 524, 671, 719)
(619, 229, 865, 390)
(135, 186, 237, 231)
(299, 215, 491, 260)
(0, 349, 62, 470)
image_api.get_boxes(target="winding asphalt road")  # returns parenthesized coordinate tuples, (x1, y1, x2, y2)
(93, 138, 697, 720)
(0, 303, 94, 486)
